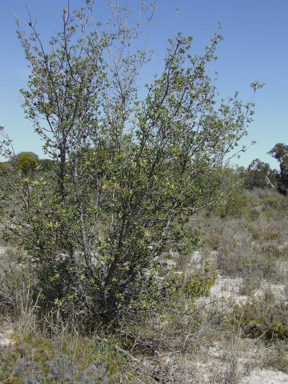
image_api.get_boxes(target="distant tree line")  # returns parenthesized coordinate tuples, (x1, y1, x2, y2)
(0, 152, 54, 176)
(237, 143, 288, 195)
(1, 143, 287, 195)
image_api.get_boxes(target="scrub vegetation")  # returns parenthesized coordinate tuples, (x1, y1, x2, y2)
(0, 1, 287, 382)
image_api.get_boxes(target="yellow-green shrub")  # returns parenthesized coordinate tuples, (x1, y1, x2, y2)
(232, 295, 288, 340)
(165, 263, 218, 299)
(247, 224, 281, 241)
(0, 332, 131, 383)
(261, 196, 283, 209)
(212, 194, 251, 218)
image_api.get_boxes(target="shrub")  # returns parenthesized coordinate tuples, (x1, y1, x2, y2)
(38, 158, 54, 172)
(247, 225, 281, 241)
(17, 153, 37, 177)
(232, 295, 288, 340)
(214, 193, 251, 218)
(0, 332, 131, 383)
(0, 162, 12, 173)
(244, 187, 280, 200)
(203, 218, 279, 280)
(0, 1, 263, 326)
(261, 196, 283, 209)
(205, 233, 221, 250)
(217, 246, 275, 279)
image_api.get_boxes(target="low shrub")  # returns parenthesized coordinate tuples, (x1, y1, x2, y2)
(259, 244, 284, 259)
(247, 224, 282, 241)
(0, 332, 133, 383)
(204, 233, 221, 251)
(245, 188, 281, 201)
(164, 263, 218, 299)
(261, 196, 283, 209)
(217, 247, 275, 279)
(212, 194, 251, 219)
(205, 229, 276, 279)
(232, 294, 288, 340)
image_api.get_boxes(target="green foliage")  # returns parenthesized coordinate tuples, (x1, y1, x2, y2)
(213, 193, 251, 218)
(127, 261, 217, 313)
(165, 264, 217, 299)
(243, 158, 272, 190)
(268, 143, 288, 195)
(16, 151, 39, 162)
(260, 196, 283, 209)
(208, 166, 250, 218)
(0, 162, 12, 173)
(0, 1, 263, 325)
(232, 295, 288, 340)
(268, 143, 288, 163)
(38, 158, 55, 172)
(17, 153, 37, 176)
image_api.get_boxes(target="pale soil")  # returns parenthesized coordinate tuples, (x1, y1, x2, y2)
(0, 322, 13, 346)
(240, 370, 288, 384)
(132, 333, 288, 383)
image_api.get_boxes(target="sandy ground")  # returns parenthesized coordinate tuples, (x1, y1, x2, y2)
(0, 323, 14, 346)
(239, 369, 288, 384)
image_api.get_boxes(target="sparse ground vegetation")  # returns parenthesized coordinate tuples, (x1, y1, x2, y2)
(0, 187, 287, 383)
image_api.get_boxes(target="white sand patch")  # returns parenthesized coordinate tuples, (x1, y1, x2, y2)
(189, 251, 204, 267)
(196, 275, 248, 313)
(209, 276, 246, 301)
(0, 247, 9, 256)
(254, 282, 288, 303)
(240, 369, 288, 384)
(0, 324, 14, 346)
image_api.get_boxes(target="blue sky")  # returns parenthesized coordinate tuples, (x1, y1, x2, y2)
(0, 0, 287, 170)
